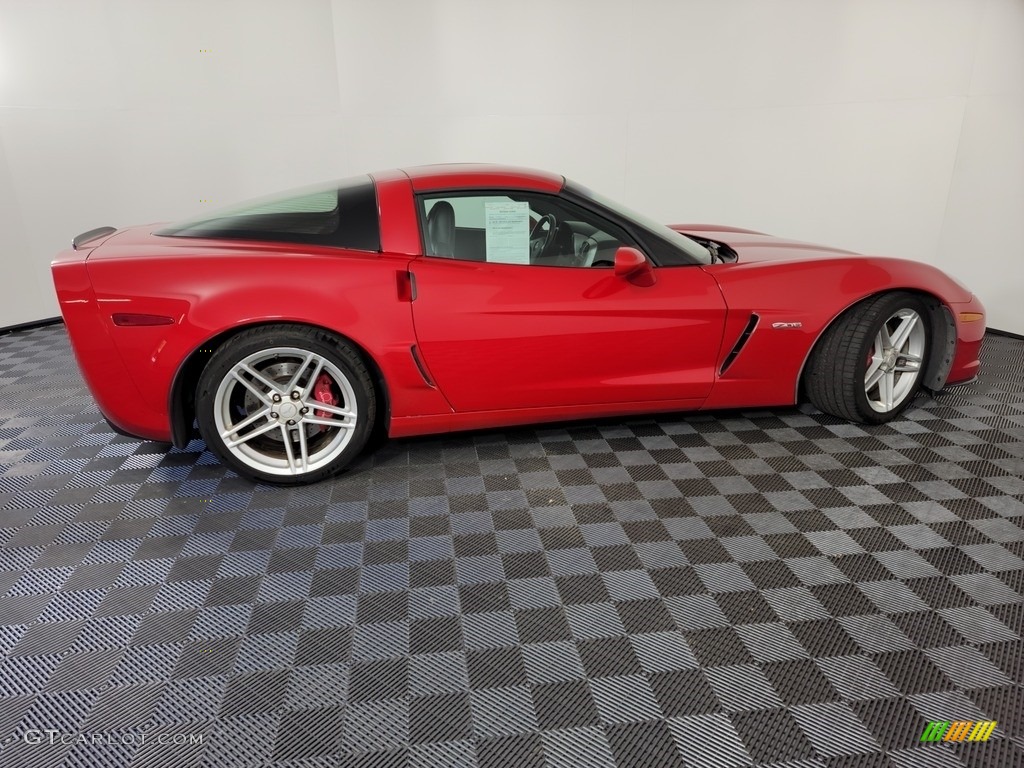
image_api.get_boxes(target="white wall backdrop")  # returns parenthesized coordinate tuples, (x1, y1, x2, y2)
(0, 0, 1021, 332)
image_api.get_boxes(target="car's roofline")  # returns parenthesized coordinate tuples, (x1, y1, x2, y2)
(395, 164, 564, 193)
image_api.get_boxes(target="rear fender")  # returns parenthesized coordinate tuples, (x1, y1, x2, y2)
(83, 252, 451, 447)
(167, 320, 395, 449)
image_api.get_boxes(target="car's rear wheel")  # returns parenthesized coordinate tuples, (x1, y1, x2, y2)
(805, 292, 930, 424)
(196, 326, 375, 484)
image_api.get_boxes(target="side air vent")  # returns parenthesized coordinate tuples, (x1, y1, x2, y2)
(410, 345, 436, 388)
(720, 313, 759, 375)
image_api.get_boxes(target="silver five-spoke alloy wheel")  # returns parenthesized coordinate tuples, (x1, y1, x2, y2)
(864, 308, 926, 413)
(213, 346, 358, 477)
(805, 291, 931, 425)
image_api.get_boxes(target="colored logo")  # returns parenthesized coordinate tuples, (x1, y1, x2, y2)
(920, 721, 997, 742)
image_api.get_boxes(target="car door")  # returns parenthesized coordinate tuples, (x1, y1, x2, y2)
(409, 191, 727, 413)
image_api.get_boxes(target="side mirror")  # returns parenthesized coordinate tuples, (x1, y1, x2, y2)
(613, 247, 656, 287)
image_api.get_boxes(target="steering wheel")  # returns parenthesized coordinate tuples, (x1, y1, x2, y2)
(576, 239, 597, 267)
(529, 214, 557, 261)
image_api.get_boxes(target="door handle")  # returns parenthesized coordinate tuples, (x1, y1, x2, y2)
(397, 270, 417, 302)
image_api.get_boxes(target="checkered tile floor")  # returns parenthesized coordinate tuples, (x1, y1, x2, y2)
(0, 324, 1021, 768)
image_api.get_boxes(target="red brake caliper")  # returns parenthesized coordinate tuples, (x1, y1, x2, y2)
(313, 373, 337, 430)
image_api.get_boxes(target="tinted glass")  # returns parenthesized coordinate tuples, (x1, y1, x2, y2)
(565, 180, 712, 265)
(156, 176, 380, 251)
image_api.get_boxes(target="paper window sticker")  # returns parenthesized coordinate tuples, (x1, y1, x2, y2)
(485, 201, 531, 264)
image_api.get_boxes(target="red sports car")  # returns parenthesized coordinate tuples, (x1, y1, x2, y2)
(51, 165, 985, 484)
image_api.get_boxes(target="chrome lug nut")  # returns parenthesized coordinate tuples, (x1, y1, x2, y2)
(286, 419, 296, 426)
(300, 407, 309, 414)
(272, 394, 282, 403)
(270, 412, 279, 419)
(291, 391, 300, 400)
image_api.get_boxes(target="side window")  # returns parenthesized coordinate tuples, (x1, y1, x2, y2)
(156, 176, 380, 251)
(420, 193, 635, 268)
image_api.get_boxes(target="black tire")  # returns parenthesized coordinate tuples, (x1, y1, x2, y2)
(805, 292, 930, 424)
(195, 325, 376, 485)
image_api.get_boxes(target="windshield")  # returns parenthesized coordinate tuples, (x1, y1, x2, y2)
(567, 181, 712, 265)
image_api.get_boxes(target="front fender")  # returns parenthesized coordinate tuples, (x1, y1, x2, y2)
(701, 257, 974, 410)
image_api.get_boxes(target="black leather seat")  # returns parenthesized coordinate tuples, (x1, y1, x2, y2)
(426, 201, 456, 258)
(550, 223, 575, 261)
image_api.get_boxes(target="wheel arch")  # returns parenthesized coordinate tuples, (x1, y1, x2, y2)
(795, 288, 956, 404)
(168, 321, 390, 449)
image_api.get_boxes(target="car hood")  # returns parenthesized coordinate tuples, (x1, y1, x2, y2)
(670, 224, 861, 263)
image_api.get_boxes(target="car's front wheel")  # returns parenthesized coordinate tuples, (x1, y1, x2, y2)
(806, 292, 930, 424)
(196, 326, 376, 484)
